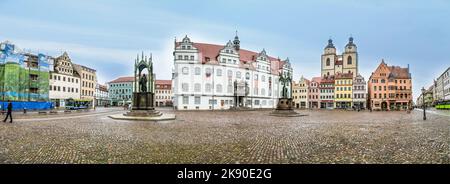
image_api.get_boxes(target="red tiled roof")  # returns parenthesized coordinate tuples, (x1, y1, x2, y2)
(178, 42, 285, 75)
(156, 80, 172, 85)
(388, 66, 411, 79)
(311, 77, 322, 83)
(109, 76, 134, 83)
(320, 75, 335, 83)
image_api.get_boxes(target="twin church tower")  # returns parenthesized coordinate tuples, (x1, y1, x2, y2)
(321, 37, 358, 78)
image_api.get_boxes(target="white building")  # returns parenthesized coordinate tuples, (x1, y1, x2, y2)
(172, 34, 293, 110)
(441, 67, 450, 100)
(155, 80, 173, 107)
(49, 52, 81, 108)
(94, 84, 110, 107)
(352, 74, 367, 109)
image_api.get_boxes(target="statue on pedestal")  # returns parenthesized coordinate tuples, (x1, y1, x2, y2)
(108, 52, 176, 121)
(271, 70, 302, 117)
(125, 52, 159, 116)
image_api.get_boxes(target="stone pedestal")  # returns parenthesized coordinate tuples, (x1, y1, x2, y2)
(110, 92, 176, 121)
(132, 92, 154, 111)
(270, 98, 303, 117)
(276, 98, 295, 110)
(125, 92, 161, 117)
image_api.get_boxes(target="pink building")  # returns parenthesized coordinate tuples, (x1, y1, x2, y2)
(308, 77, 321, 109)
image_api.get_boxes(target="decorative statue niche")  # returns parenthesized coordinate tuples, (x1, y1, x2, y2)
(130, 52, 156, 111)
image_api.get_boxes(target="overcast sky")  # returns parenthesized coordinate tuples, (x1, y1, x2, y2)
(1, 0, 449, 98)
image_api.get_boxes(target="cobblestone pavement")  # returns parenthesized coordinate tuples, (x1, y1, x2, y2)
(0, 108, 448, 164)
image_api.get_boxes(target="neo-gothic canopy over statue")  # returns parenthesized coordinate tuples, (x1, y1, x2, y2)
(135, 52, 154, 94)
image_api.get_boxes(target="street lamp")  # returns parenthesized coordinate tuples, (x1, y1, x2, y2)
(421, 87, 426, 121)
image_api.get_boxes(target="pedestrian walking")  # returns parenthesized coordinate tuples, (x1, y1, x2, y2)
(3, 100, 13, 123)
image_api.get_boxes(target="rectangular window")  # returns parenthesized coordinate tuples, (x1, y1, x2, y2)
(182, 83, 189, 92)
(195, 97, 201, 105)
(183, 96, 189, 105)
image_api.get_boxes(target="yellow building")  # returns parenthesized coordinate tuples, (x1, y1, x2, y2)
(292, 76, 310, 109)
(334, 73, 353, 109)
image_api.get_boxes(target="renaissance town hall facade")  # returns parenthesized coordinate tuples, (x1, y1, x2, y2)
(172, 34, 293, 110)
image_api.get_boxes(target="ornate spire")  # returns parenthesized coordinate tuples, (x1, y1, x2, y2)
(233, 30, 240, 51)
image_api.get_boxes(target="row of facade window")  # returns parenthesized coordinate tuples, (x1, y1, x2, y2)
(372, 93, 409, 99)
(156, 96, 171, 100)
(336, 94, 352, 99)
(81, 90, 93, 96)
(155, 90, 171, 94)
(320, 95, 335, 100)
(293, 89, 308, 93)
(354, 85, 366, 90)
(371, 79, 409, 84)
(82, 73, 95, 81)
(336, 87, 352, 91)
(181, 97, 273, 107)
(373, 85, 410, 91)
(112, 95, 131, 100)
(320, 89, 334, 93)
(336, 80, 352, 85)
(221, 58, 238, 65)
(57, 67, 73, 74)
(111, 89, 131, 94)
(182, 67, 273, 82)
(49, 85, 78, 93)
(181, 83, 272, 96)
(178, 55, 195, 61)
(82, 81, 95, 88)
(51, 74, 79, 83)
(110, 83, 131, 87)
(294, 95, 308, 99)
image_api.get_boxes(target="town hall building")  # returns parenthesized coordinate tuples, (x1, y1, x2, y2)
(172, 34, 293, 110)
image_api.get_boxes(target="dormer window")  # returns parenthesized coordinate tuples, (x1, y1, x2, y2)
(187, 46, 191, 49)
(182, 46, 186, 50)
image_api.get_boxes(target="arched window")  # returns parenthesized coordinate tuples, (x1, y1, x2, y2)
(347, 56, 352, 65)
(326, 58, 330, 66)
(236, 71, 242, 79)
(182, 67, 189, 75)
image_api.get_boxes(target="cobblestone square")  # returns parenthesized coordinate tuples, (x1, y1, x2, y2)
(0, 108, 448, 164)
